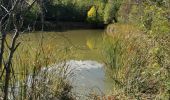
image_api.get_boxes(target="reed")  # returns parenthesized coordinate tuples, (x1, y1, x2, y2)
(0, 32, 75, 100)
(102, 24, 170, 99)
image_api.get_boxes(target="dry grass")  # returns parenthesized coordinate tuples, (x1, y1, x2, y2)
(0, 33, 75, 100)
(103, 23, 170, 100)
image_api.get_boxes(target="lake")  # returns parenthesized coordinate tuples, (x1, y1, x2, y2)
(15, 29, 111, 99)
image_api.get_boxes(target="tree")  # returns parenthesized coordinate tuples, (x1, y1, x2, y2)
(87, 6, 97, 23)
(104, 3, 116, 24)
(0, 0, 37, 99)
(104, 0, 122, 24)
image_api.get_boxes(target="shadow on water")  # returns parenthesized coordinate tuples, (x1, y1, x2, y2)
(33, 21, 105, 32)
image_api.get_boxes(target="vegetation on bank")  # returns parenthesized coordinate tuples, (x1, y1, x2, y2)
(0, 0, 170, 99)
(0, 30, 102, 99)
(0, 0, 77, 99)
(25, 0, 123, 29)
(103, 0, 170, 99)
(0, 33, 76, 99)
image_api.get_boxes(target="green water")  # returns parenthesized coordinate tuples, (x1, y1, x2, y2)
(15, 29, 113, 97)
(19, 29, 104, 61)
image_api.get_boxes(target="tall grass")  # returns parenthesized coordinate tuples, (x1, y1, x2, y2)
(102, 24, 170, 99)
(0, 32, 75, 100)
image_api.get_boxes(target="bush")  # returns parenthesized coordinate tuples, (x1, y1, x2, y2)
(25, 3, 40, 22)
(104, 0, 122, 24)
(103, 0, 170, 99)
(104, 3, 115, 24)
(103, 23, 170, 99)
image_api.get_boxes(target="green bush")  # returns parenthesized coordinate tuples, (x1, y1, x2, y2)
(24, 3, 40, 23)
(104, 3, 116, 24)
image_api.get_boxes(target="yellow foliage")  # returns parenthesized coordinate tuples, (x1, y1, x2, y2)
(87, 6, 96, 18)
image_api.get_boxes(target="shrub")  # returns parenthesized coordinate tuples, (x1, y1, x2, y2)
(25, 3, 40, 23)
(103, 23, 170, 99)
(104, 3, 115, 24)
(104, 0, 122, 24)
(104, 0, 170, 99)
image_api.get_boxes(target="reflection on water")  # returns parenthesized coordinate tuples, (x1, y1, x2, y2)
(20, 29, 103, 61)
(19, 30, 110, 99)
(48, 60, 106, 99)
(67, 60, 105, 95)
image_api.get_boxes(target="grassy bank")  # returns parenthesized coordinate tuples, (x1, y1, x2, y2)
(102, 0, 170, 99)
(102, 23, 170, 99)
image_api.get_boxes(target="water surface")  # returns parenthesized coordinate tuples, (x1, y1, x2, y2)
(20, 29, 103, 61)
(19, 29, 111, 98)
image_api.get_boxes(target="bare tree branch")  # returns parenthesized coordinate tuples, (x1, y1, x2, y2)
(0, 0, 38, 99)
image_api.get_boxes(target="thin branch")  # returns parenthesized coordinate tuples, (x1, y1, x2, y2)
(0, 5, 9, 13)
(5, 39, 10, 50)
(14, 42, 21, 51)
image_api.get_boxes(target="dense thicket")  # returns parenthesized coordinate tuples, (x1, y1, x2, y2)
(103, 0, 170, 99)
(25, 0, 123, 25)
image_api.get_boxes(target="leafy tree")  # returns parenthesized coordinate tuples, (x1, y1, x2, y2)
(87, 6, 97, 23)
(104, 0, 122, 24)
(104, 3, 116, 24)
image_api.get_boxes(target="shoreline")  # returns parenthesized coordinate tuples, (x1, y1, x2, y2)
(28, 21, 106, 31)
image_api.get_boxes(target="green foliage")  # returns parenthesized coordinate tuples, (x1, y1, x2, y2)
(141, 4, 170, 36)
(119, 0, 170, 35)
(45, 0, 90, 22)
(104, 0, 122, 24)
(25, 0, 123, 24)
(87, 1, 107, 23)
(25, 3, 40, 23)
(104, 3, 116, 24)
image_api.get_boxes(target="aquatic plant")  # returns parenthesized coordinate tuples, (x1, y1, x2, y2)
(0, 33, 75, 100)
